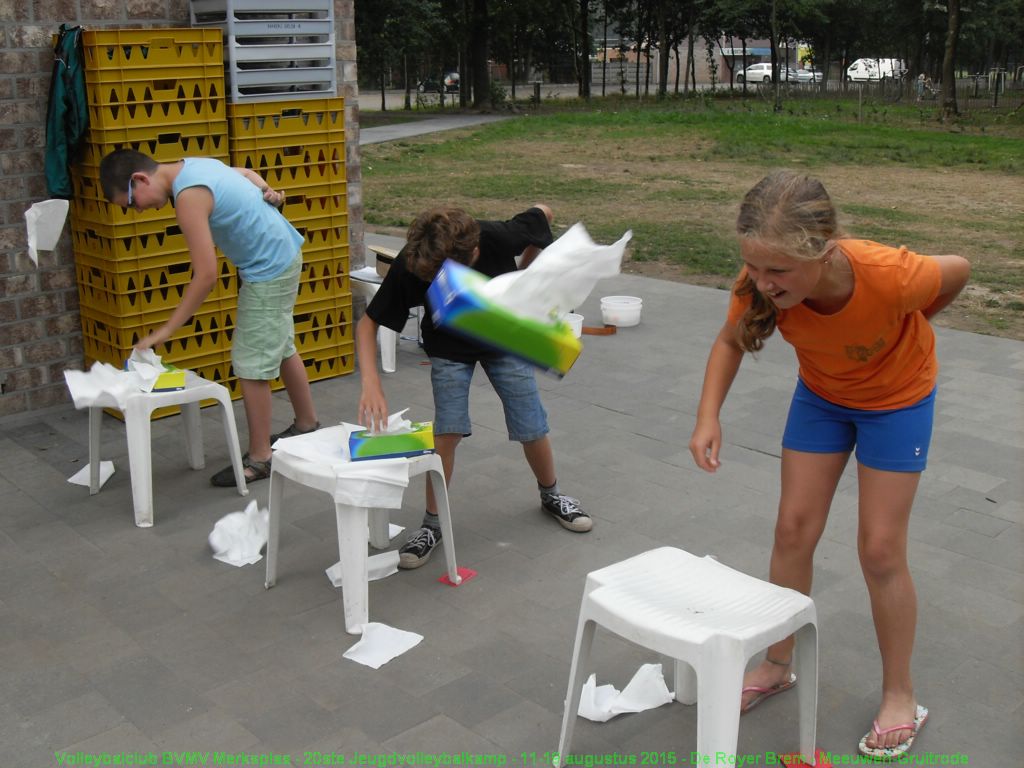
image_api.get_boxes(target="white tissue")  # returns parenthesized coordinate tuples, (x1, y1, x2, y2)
(370, 408, 415, 436)
(271, 424, 413, 509)
(342, 622, 423, 668)
(478, 223, 632, 321)
(577, 663, 674, 722)
(63, 351, 176, 410)
(67, 461, 115, 489)
(326, 550, 400, 587)
(24, 199, 69, 266)
(209, 500, 269, 567)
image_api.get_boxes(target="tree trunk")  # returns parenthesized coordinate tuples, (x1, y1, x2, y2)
(657, 1, 668, 98)
(471, 0, 490, 108)
(771, 0, 781, 112)
(579, 0, 591, 99)
(941, 0, 960, 119)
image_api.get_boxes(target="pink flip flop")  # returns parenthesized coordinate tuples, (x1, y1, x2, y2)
(741, 672, 797, 714)
(857, 704, 929, 760)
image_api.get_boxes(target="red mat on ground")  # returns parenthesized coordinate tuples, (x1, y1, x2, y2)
(439, 566, 477, 586)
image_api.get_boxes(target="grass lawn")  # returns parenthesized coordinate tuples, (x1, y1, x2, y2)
(359, 94, 1024, 339)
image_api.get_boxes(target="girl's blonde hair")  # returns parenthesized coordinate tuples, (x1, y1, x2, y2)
(734, 171, 842, 351)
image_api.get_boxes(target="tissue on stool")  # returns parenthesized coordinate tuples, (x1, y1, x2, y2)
(209, 500, 269, 566)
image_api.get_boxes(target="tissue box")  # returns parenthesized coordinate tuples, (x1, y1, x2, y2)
(124, 360, 185, 391)
(426, 260, 582, 377)
(349, 422, 435, 461)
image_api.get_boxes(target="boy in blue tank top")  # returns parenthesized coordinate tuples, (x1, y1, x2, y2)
(99, 150, 320, 486)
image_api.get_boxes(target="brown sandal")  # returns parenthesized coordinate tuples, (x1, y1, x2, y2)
(210, 455, 271, 487)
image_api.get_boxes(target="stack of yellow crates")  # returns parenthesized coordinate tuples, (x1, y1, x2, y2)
(70, 29, 354, 405)
(71, 28, 236, 396)
(227, 97, 353, 385)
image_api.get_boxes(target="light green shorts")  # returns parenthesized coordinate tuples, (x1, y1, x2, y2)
(232, 254, 302, 380)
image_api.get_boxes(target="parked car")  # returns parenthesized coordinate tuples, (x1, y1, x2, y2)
(736, 62, 801, 83)
(416, 76, 442, 93)
(796, 68, 823, 83)
(847, 58, 906, 81)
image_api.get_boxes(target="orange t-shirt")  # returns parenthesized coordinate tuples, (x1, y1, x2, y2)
(727, 239, 942, 410)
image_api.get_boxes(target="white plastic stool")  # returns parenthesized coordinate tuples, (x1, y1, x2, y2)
(87, 372, 248, 528)
(264, 450, 461, 634)
(557, 547, 818, 766)
(351, 266, 399, 373)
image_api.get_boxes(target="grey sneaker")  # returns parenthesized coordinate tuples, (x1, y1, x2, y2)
(398, 525, 441, 569)
(270, 421, 321, 444)
(542, 493, 592, 532)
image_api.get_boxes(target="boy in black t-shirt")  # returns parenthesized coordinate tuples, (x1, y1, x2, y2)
(356, 205, 592, 569)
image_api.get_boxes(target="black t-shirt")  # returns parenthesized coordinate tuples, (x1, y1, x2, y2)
(366, 207, 553, 363)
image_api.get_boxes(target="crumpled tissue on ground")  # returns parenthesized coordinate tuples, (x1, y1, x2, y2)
(209, 500, 269, 567)
(578, 662, 674, 722)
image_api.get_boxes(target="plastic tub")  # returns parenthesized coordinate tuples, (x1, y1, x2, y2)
(600, 296, 642, 327)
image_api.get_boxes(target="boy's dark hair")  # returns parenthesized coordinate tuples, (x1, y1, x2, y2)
(404, 207, 481, 282)
(98, 149, 158, 201)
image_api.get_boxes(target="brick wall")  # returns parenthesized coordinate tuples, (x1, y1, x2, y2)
(0, 0, 364, 417)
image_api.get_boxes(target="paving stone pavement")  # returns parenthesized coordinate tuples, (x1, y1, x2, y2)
(1, 273, 1020, 767)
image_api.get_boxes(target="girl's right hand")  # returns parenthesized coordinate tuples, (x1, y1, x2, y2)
(689, 417, 723, 473)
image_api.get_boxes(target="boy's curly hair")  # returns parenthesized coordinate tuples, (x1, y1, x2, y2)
(734, 171, 842, 352)
(404, 207, 481, 282)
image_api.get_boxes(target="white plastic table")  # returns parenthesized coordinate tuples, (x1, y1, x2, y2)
(265, 448, 461, 634)
(84, 372, 248, 527)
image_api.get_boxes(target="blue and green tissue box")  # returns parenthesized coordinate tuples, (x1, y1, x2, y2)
(349, 422, 435, 461)
(125, 360, 185, 391)
(426, 259, 582, 377)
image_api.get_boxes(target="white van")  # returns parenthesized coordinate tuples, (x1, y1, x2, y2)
(847, 58, 906, 81)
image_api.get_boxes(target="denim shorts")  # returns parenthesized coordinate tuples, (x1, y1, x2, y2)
(232, 254, 301, 380)
(430, 355, 549, 442)
(782, 378, 936, 472)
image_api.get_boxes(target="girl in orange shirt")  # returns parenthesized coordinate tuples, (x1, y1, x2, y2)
(689, 171, 970, 760)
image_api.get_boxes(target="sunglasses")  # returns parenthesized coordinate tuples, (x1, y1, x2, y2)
(126, 176, 136, 207)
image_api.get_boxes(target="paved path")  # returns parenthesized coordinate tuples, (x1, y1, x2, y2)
(359, 114, 512, 145)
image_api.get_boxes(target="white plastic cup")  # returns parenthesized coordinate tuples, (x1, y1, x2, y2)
(565, 312, 584, 338)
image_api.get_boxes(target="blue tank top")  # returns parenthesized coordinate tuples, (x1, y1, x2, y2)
(172, 158, 304, 282)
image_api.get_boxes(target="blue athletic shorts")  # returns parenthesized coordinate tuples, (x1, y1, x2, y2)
(782, 379, 936, 473)
(430, 354, 549, 442)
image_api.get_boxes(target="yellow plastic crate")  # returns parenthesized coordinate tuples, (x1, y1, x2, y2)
(295, 258, 351, 307)
(79, 124, 229, 167)
(227, 98, 344, 146)
(86, 76, 225, 107)
(296, 320, 353, 354)
(86, 97, 223, 132)
(297, 223, 348, 251)
(235, 163, 347, 195)
(81, 306, 234, 364)
(82, 29, 223, 72)
(282, 193, 347, 229)
(77, 275, 237, 318)
(230, 141, 342, 173)
(75, 254, 237, 302)
(302, 342, 356, 384)
(292, 299, 353, 336)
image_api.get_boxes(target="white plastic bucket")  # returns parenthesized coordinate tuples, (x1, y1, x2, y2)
(600, 296, 642, 327)
(565, 312, 584, 338)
